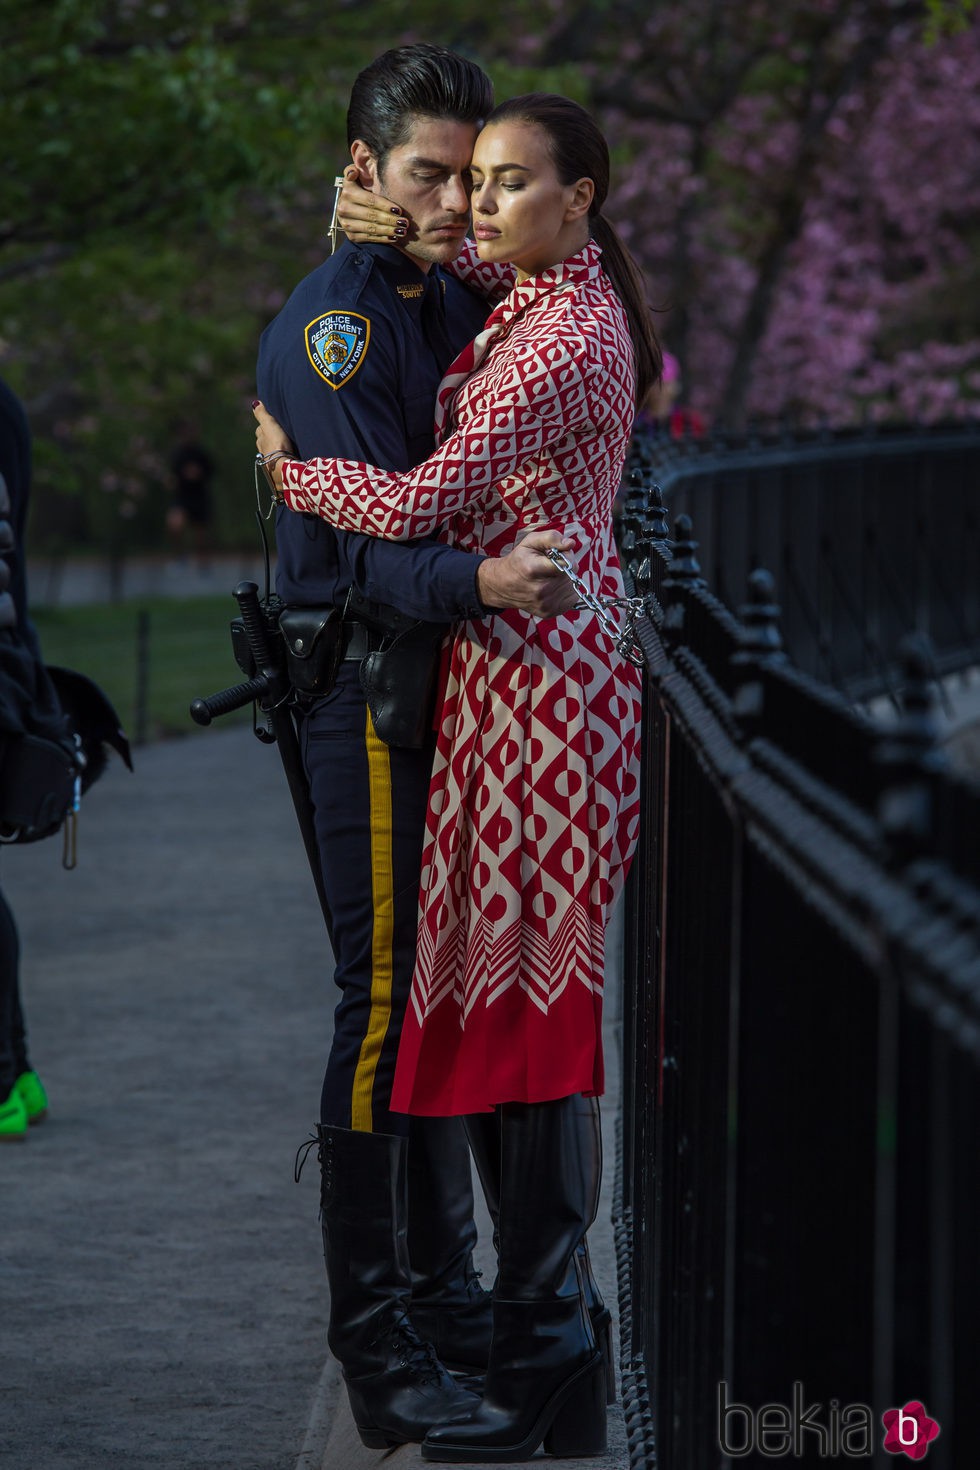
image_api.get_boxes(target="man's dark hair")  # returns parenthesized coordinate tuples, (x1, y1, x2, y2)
(347, 44, 493, 170)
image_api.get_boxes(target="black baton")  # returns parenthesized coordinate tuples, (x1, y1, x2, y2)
(191, 581, 333, 938)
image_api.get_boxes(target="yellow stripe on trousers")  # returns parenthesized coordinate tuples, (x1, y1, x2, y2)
(351, 710, 395, 1132)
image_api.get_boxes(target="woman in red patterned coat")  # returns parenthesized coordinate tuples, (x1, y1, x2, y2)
(255, 94, 660, 1463)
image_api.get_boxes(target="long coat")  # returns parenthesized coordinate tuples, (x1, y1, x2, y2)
(281, 239, 642, 1115)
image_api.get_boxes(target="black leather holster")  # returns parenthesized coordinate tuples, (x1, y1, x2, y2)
(277, 593, 445, 750)
(347, 590, 444, 751)
(278, 605, 344, 696)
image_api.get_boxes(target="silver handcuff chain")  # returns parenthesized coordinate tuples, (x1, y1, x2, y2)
(255, 460, 277, 520)
(545, 548, 646, 667)
(327, 175, 346, 255)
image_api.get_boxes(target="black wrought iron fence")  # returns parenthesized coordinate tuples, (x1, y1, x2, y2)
(614, 478, 980, 1469)
(625, 423, 980, 704)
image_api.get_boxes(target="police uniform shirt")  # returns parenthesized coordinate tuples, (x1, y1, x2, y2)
(257, 241, 491, 620)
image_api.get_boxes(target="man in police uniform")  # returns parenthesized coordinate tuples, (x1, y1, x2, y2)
(256, 45, 574, 1448)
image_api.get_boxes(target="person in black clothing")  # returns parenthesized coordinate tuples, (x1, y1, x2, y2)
(167, 421, 215, 563)
(0, 378, 132, 1138)
(0, 375, 60, 1139)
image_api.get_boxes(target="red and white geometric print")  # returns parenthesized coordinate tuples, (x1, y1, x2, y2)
(442, 238, 516, 311)
(281, 240, 642, 1115)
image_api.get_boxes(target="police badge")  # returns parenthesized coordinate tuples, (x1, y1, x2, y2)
(306, 312, 371, 389)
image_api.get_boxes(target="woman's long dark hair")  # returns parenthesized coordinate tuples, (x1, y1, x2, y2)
(487, 94, 662, 406)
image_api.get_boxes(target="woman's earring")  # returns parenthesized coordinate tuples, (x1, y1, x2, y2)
(327, 175, 345, 254)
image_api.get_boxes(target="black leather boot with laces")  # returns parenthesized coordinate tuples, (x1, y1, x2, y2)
(308, 1124, 479, 1447)
(344, 1313, 476, 1449)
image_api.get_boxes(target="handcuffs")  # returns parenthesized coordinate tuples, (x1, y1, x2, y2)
(256, 449, 289, 506)
(545, 548, 645, 667)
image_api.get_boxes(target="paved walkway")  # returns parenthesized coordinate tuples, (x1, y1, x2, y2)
(2, 729, 328, 1469)
(1, 721, 629, 1470)
(27, 552, 273, 608)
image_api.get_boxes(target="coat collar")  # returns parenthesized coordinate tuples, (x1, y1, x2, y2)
(487, 238, 604, 333)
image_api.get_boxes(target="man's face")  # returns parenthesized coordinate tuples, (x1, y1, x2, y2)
(354, 115, 478, 268)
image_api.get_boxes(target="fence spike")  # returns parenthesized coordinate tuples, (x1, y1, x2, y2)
(660, 514, 704, 644)
(874, 634, 945, 863)
(731, 567, 785, 732)
(644, 482, 671, 544)
(667, 514, 702, 585)
(737, 568, 785, 662)
(624, 467, 646, 502)
(632, 484, 671, 598)
(619, 523, 638, 559)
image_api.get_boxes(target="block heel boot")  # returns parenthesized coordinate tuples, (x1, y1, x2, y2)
(465, 1095, 617, 1404)
(313, 1125, 479, 1447)
(424, 1297, 606, 1464)
(543, 1345, 609, 1458)
(423, 1097, 608, 1462)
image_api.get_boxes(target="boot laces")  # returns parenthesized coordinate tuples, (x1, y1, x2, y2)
(463, 1262, 488, 1303)
(293, 1131, 321, 1183)
(389, 1317, 444, 1386)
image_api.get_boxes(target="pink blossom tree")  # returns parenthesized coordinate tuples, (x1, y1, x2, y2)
(4, 0, 979, 556)
(576, 2, 980, 426)
(477, 0, 980, 426)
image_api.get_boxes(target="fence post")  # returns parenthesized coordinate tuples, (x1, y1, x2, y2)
(874, 634, 943, 866)
(661, 513, 703, 647)
(134, 608, 150, 747)
(731, 568, 786, 732)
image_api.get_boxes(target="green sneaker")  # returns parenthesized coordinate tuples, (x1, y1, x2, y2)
(14, 1070, 48, 1124)
(0, 1087, 28, 1140)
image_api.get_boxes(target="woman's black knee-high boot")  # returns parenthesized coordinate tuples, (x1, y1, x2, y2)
(572, 1095, 617, 1405)
(407, 1116, 493, 1372)
(464, 1098, 616, 1404)
(424, 1097, 607, 1462)
(314, 1125, 479, 1448)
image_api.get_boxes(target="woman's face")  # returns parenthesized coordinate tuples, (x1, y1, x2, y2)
(469, 120, 592, 281)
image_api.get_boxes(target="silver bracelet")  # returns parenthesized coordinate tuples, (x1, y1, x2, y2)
(255, 449, 291, 503)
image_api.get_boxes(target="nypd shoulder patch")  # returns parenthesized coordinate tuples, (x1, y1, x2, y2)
(306, 311, 370, 390)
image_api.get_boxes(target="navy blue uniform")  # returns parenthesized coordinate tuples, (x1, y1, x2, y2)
(257, 243, 489, 1135)
(260, 242, 488, 617)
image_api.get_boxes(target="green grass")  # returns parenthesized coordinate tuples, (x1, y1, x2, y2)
(31, 595, 255, 743)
